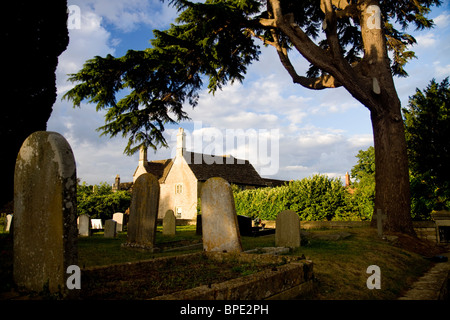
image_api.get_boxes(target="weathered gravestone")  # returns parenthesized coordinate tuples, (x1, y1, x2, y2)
(275, 210, 301, 248)
(5, 214, 13, 232)
(78, 214, 91, 237)
(112, 212, 124, 232)
(200, 177, 243, 253)
(124, 173, 160, 251)
(13, 131, 78, 294)
(163, 209, 176, 236)
(104, 219, 117, 238)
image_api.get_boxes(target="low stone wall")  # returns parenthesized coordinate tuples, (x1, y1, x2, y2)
(413, 221, 437, 242)
(262, 220, 439, 242)
(152, 252, 314, 300)
(162, 217, 440, 242)
(82, 252, 314, 300)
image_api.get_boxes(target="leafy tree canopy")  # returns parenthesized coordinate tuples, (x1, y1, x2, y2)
(403, 77, 450, 216)
(63, 0, 441, 155)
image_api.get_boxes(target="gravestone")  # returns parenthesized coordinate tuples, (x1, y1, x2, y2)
(275, 210, 301, 248)
(112, 212, 124, 232)
(124, 173, 160, 250)
(91, 219, 102, 230)
(78, 214, 91, 237)
(5, 214, 13, 232)
(13, 131, 78, 295)
(163, 209, 176, 236)
(200, 177, 243, 253)
(237, 215, 252, 236)
(104, 219, 117, 238)
(375, 209, 387, 238)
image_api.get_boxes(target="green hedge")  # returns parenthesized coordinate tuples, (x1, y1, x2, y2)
(234, 174, 362, 221)
(77, 182, 131, 221)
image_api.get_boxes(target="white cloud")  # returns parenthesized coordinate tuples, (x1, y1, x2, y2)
(76, 0, 178, 32)
(434, 61, 450, 77)
(434, 11, 450, 28)
(415, 33, 437, 48)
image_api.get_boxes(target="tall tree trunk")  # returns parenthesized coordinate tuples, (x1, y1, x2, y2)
(370, 97, 416, 236)
(358, 0, 415, 236)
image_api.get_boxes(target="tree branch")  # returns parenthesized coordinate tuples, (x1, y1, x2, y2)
(271, 29, 341, 90)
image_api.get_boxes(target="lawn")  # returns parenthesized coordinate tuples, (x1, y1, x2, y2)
(0, 225, 443, 300)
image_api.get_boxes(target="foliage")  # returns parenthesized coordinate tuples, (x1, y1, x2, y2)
(63, 0, 441, 154)
(350, 146, 376, 220)
(234, 174, 355, 221)
(403, 77, 450, 219)
(77, 181, 131, 221)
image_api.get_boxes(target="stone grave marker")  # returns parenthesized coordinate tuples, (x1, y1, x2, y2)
(112, 212, 124, 232)
(275, 210, 301, 248)
(375, 209, 387, 238)
(13, 131, 78, 295)
(200, 177, 243, 253)
(104, 219, 117, 238)
(163, 209, 176, 236)
(5, 214, 13, 232)
(78, 214, 91, 237)
(124, 173, 160, 250)
(91, 219, 102, 230)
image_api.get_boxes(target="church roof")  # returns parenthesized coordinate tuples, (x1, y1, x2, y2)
(144, 152, 267, 187)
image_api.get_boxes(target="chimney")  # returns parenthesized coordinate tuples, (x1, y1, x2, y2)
(113, 174, 120, 192)
(345, 172, 351, 187)
(176, 127, 186, 157)
(139, 145, 147, 166)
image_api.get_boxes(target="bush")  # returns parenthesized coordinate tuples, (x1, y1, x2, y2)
(77, 181, 131, 221)
(234, 174, 357, 221)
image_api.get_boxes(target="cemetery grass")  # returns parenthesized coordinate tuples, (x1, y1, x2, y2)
(0, 225, 443, 300)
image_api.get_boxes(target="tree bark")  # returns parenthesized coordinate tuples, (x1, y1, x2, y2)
(370, 96, 416, 235)
(358, 0, 415, 236)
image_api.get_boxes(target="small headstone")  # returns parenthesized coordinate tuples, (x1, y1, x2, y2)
(104, 219, 117, 238)
(163, 209, 176, 236)
(124, 173, 160, 250)
(237, 215, 252, 236)
(112, 212, 124, 232)
(5, 214, 13, 232)
(375, 209, 387, 237)
(78, 214, 91, 236)
(200, 177, 243, 253)
(275, 210, 301, 248)
(13, 131, 78, 295)
(91, 219, 102, 230)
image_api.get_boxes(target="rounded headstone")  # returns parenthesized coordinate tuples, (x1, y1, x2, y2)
(13, 131, 78, 294)
(200, 177, 243, 253)
(126, 173, 160, 249)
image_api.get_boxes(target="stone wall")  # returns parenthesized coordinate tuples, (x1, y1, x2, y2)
(159, 155, 198, 221)
(261, 220, 439, 242)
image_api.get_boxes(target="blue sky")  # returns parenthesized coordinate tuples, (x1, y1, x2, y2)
(49, 0, 450, 185)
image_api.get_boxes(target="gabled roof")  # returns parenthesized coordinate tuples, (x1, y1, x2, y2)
(144, 152, 267, 187)
(183, 152, 267, 187)
(142, 159, 173, 183)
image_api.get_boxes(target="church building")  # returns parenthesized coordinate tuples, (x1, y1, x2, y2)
(132, 127, 273, 222)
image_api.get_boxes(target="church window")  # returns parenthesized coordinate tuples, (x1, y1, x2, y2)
(175, 183, 183, 194)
